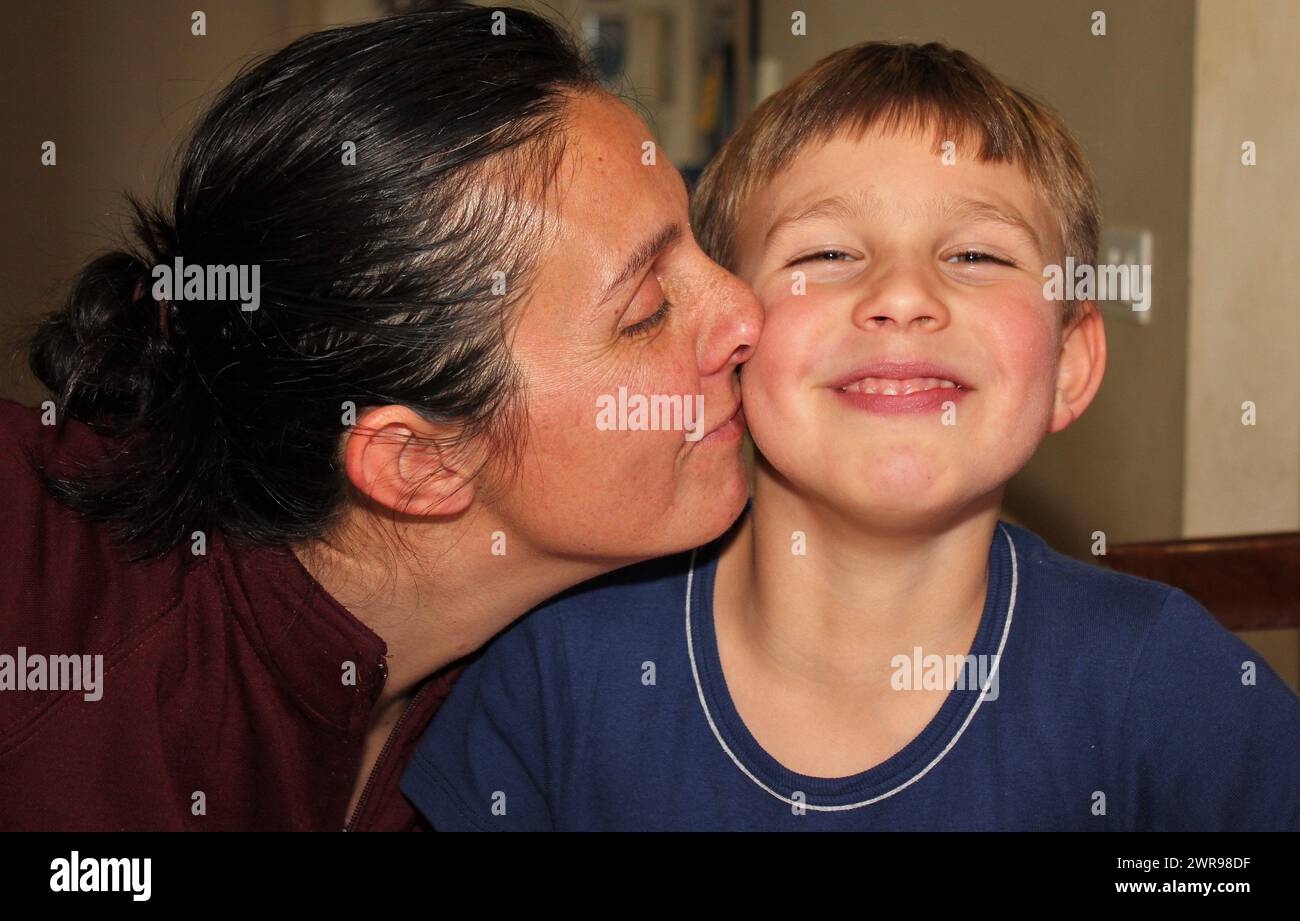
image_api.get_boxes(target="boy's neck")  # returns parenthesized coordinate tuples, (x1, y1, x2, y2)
(716, 461, 1004, 685)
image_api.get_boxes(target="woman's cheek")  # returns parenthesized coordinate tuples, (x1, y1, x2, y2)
(586, 344, 703, 468)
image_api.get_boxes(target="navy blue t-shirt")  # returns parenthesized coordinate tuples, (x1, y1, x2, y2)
(401, 520, 1300, 830)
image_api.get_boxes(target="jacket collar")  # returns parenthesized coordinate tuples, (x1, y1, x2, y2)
(211, 533, 388, 736)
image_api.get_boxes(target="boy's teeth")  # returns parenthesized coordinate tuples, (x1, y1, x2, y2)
(842, 377, 958, 395)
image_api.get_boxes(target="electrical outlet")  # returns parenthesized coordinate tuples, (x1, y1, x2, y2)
(1095, 227, 1153, 324)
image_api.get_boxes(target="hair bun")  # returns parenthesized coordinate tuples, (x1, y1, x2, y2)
(30, 247, 177, 424)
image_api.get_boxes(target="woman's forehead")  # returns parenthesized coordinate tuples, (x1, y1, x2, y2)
(543, 96, 686, 261)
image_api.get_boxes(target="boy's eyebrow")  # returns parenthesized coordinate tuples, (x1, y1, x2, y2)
(763, 190, 879, 247)
(762, 190, 1047, 261)
(937, 195, 1046, 260)
(599, 222, 683, 303)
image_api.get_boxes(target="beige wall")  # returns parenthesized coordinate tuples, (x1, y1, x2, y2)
(0, 0, 321, 406)
(758, 0, 1197, 560)
(1184, 0, 1300, 687)
(1184, 0, 1300, 537)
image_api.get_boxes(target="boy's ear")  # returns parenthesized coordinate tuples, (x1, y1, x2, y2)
(342, 405, 476, 518)
(1049, 301, 1107, 433)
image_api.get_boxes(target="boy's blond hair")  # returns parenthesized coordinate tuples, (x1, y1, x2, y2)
(691, 42, 1098, 324)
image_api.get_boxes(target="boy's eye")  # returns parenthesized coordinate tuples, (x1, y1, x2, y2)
(621, 299, 671, 338)
(946, 249, 1017, 267)
(789, 249, 855, 266)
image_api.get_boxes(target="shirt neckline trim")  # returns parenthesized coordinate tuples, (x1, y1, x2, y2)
(684, 522, 1019, 811)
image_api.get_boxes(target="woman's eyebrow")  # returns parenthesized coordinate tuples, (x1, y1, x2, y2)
(600, 222, 683, 303)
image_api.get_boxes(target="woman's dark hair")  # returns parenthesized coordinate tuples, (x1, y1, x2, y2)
(29, 4, 598, 558)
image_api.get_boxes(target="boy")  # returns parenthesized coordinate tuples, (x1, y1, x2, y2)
(400, 42, 1300, 830)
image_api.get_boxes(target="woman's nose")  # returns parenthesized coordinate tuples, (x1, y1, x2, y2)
(702, 268, 763, 374)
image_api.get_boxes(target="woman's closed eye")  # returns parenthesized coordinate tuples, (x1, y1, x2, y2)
(621, 299, 671, 338)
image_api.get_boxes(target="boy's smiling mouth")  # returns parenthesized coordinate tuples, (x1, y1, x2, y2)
(840, 376, 960, 395)
(828, 361, 972, 414)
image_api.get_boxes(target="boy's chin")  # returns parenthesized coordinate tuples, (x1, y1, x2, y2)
(832, 497, 967, 535)
(792, 473, 989, 536)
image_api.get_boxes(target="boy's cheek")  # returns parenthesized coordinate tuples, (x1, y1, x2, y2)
(746, 288, 840, 403)
(977, 289, 1060, 385)
(741, 294, 818, 432)
(751, 283, 836, 353)
(979, 299, 1064, 444)
(742, 329, 796, 420)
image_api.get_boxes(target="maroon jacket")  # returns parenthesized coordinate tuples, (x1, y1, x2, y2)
(0, 399, 463, 830)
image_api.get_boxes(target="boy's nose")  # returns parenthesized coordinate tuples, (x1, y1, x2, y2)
(852, 263, 951, 332)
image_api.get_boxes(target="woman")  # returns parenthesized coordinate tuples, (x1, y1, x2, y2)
(0, 5, 760, 830)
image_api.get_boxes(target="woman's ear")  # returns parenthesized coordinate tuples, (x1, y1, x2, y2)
(1049, 301, 1107, 433)
(342, 405, 476, 518)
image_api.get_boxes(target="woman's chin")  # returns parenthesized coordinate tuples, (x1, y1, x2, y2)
(673, 466, 751, 547)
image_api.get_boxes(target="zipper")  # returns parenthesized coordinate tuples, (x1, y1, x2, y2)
(342, 659, 432, 831)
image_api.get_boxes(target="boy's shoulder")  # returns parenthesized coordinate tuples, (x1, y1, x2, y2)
(502, 548, 696, 657)
(1003, 523, 1298, 831)
(1001, 520, 1184, 628)
(999, 520, 1292, 696)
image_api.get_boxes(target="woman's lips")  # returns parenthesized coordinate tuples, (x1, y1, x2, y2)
(697, 404, 745, 444)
